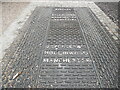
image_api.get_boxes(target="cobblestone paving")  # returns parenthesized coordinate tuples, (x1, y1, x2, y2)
(2, 7, 118, 88)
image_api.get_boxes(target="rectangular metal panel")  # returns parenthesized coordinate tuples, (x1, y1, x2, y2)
(39, 7, 100, 88)
(2, 7, 118, 88)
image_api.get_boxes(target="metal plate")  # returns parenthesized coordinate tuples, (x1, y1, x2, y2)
(39, 7, 100, 88)
(2, 7, 53, 88)
(2, 7, 118, 88)
(75, 7, 118, 88)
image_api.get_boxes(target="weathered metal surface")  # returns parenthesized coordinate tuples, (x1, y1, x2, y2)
(2, 7, 118, 88)
(39, 7, 100, 88)
(75, 7, 118, 88)
(2, 7, 53, 88)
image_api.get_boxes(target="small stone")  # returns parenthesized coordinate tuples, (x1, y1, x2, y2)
(28, 85, 31, 88)
(112, 36, 118, 40)
(13, 72, 22, 80)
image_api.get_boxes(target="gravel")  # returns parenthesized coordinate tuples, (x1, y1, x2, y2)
(96, 2, 118, 26)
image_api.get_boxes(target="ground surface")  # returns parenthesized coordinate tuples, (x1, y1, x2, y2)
(2, 2, 118, 33)
(2, 2, 29, 32)
(96, 2, 118, 26)
(2, 7, 118, 88)
(1, 1, 119, 89)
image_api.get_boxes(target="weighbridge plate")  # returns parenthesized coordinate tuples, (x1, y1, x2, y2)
(2, 7, 118, 88)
